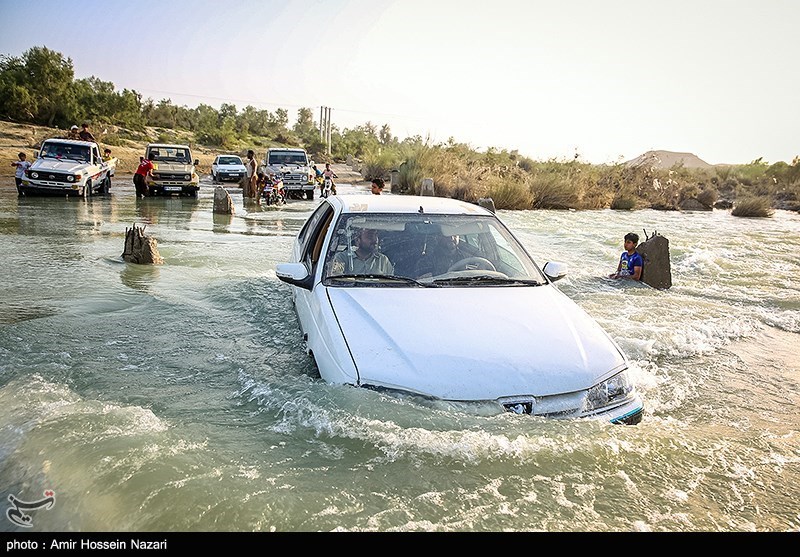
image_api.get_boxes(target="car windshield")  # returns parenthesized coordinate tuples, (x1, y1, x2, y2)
(322, 213, 546, 287)
(218, 156, 242, 165)
(41, 142, 90, 163)
(149, 147, 190, 163)
(269, 152, 307, 165)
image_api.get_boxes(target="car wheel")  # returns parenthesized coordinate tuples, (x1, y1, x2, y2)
(103, 177, 111, 195)
(447, 257, 497, 272)
(83, 182, 92, 198)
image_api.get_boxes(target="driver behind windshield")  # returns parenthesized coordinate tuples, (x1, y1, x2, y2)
(415, 234, 469, 278)
(331, 228, 394, 276)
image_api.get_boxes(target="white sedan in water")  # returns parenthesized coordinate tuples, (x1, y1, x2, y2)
(211, 154, 247, 182)
(276, 195, 643, 424)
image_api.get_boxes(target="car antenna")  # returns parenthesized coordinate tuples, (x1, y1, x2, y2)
(418, 206, 424, 214)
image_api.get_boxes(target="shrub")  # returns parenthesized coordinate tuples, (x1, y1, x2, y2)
(484, 177, 533, 210)
(610, 196, 637, 210)
(696, 187, 719, 207)
(731, 197, 774, 217)
(529, 172, 578, 209)
(361, 147, 401, 182)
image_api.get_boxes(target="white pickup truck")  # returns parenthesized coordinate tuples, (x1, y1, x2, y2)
(260, 147, 316, 200)
(19, 138, 117, 198)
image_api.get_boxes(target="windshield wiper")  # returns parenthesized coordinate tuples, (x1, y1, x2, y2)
(329, 274, 439, 287)
(432, 275, 543, 286)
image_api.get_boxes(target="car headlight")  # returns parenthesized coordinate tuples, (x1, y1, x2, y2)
(184, 174, 191, 181)
(31, 172, 39, 179)
(152, 173, 160, 179)
(584, 370, 634, 412)
(67, 175, 75, 182)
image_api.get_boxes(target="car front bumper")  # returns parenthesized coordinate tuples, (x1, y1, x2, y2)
(19, 180, 87, 196)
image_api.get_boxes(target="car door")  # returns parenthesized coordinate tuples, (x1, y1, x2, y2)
(291, 202, 359, 384)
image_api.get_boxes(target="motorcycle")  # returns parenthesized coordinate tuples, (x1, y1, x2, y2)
(321, 176, 333, 198)
(262, 176, 286, 206)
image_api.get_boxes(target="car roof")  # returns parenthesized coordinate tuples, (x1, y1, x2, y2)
(44, 139, 95, 147)
(327, 195, 494, 216)
(147, 143, 191, 149)
(215, 154, 242, 160)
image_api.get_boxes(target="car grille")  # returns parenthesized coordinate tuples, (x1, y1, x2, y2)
(156, 173, 188, 181)
(281, 172, 308, 185)
(31, 172, 72, 183)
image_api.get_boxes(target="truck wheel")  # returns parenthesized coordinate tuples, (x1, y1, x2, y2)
(306, 189, 314, 201)
(84, 182, 92, 198)
(103, 177, 111, 195)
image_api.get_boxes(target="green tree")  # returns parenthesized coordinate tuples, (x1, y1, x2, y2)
(379, 124, 393, 145)
(293, 107, 316, 137)
(0, 47, 74, 126)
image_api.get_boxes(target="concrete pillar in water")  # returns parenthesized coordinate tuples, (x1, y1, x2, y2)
(213, 186, 235, 215)
(122, 223, 164, 265)
(478, 198, 496, 213)
(637, 232, 672, 289)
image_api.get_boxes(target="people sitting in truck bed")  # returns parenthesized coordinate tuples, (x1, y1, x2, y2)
(78, 123, 96, 142)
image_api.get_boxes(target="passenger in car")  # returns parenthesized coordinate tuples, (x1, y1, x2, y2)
(331, 228, 394, 276)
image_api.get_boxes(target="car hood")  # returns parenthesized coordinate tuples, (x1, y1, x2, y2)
(269, 164, 310, 173)
(153, 162, 193, 172)
(328, 286, 627, 400)
(32, 159, 86, 173)
(216, 164, 246, 171)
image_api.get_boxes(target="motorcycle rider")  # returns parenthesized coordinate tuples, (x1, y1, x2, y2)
(322, 163, 338, 196)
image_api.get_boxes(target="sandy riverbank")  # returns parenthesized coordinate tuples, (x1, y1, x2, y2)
(0, 121, 371, 184)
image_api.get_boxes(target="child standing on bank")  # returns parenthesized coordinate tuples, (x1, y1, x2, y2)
(11, 152, 31, 194)
(609, 232, 643, 281)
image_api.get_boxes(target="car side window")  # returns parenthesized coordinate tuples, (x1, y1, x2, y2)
(299, 203, 334, 267)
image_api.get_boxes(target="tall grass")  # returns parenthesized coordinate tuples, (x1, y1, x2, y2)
(731, 197, 774, 217)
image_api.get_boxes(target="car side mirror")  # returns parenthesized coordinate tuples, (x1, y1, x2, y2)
(542, 261, 568, 282)
(33, 151, 40, 159)
(276, 263, 314, 291)
(194, 159, 200, 166)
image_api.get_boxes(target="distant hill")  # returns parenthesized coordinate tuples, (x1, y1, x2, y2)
(625, 150, 714, 169)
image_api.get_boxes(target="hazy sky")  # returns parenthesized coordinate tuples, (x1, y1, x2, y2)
(1, 0, 797, 165)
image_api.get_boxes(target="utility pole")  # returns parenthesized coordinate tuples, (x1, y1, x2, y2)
(326, 107, 332, 156)
(320, 106, 333, 157)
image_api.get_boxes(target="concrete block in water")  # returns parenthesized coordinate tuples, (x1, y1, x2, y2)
(213, 186, 235, 215)
(122, 224, 164, 265)
(637, 233, 671, 289)
(478, 198, 496, 213)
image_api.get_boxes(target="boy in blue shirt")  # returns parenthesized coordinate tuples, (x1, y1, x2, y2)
(609, 232, 643, 281)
